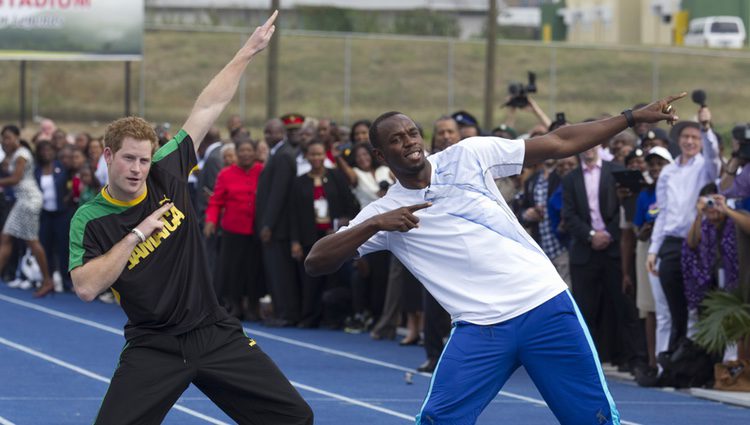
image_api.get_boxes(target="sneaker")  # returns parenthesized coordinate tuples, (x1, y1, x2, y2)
(7, 278, 23, 288)
(52, 271, 63, 292)
(19, 280, 34, 290)
(634, 365, 662, 387)
(344, 315, 365, 334)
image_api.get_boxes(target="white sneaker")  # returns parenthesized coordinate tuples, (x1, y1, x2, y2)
(18, 280, 33, 290)
(7, 279, 22, 288)
(53, 271, 62, 292)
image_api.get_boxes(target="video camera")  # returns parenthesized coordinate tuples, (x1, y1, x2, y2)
(506, 72, 537, 108)
(731, 123, 750, 160)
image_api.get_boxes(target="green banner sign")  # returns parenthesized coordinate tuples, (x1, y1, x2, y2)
(0, 0, 143, 60)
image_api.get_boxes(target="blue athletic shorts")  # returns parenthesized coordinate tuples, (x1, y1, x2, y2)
(416, 290, 620, 425)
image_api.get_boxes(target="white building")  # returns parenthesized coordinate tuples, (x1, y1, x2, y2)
(146, 0, 542, 39)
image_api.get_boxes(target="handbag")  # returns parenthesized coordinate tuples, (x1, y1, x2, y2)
(713, 360, 750, 392)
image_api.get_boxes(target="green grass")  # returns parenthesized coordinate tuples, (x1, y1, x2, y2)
(1, 30, 749, 141)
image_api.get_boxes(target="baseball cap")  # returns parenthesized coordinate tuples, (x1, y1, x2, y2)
(645, 146, 674, 163)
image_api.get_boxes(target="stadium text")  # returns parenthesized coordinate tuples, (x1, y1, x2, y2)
(0, 0, 91, 8)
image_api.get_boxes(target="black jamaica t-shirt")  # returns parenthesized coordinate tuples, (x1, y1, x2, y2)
(69, 129, 227, 340)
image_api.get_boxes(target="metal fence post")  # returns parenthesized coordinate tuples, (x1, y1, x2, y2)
(651, 49, 660, 101)
(239, 33, 247, 120)
(344, 35, 352, 125)
(139, 59, 146, 117)
(550, 45, 557, 116)
(31, 61, 39, 122)
(447, 38, 455, 113)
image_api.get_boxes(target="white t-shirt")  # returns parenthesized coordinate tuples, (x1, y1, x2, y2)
(339, 137, 566, 325)
(40, 174, 57, 211)
(352, 166, 393, 208)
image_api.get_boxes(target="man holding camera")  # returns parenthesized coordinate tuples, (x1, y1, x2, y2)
(646, 107, 721, 352)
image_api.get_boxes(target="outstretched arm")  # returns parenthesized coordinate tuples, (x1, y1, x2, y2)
(305, 202, 431, 276)
(182, 11, 277, 153)
(523, 93, 685, 167)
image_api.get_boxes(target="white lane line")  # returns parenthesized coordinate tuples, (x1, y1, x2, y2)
(0, 336, 229, 425)
(0, 415, 17, 425)
(0, 294, 643, 424)
(0, 295, 413, 421)
(244, 326, 429, 375)
(291, 382, 412, 421)
(0, 294, 423, 376)
(0, 294, 123, 336)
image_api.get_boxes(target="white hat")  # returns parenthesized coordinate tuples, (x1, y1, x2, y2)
(645, 146, 673, 163)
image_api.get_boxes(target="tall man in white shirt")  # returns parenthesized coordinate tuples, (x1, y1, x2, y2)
(646, 108, 720, 350)
(305, 95, 684, 425)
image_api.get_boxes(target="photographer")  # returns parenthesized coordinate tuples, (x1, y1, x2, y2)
(721, 124, 750, 201)
(501, 72, 552, 135)
(683, 185, 739, 327)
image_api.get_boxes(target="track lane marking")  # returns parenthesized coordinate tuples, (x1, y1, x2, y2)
(0, 293, 643, 424)
(0, 336, 229, 425)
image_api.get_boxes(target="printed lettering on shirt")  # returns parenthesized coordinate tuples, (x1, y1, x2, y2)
(127, 204, 185, 270)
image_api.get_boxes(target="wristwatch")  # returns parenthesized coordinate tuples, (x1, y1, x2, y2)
(587, 229, 596, 242)
(621, 109, 635, 128)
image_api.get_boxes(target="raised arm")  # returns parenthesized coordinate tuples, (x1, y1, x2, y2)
(523, 93, 685, 167)
(182, 11, 277, 154)
(694, 106, 720, 176)
(336, 155, 359, 187)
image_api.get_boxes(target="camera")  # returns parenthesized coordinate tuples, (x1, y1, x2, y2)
(506, 71, 537, 108)
(731, 123, 750, 160)
(703, 197, 716, 208)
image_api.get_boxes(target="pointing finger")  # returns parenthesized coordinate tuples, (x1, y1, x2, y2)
(154, 202, 173, 216)
(262, 10, 278, 30)
(407, 202, 432, 212)
(663, 92, 687, 105)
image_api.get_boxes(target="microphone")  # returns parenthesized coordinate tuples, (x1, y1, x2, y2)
(691, 89, 707, 107)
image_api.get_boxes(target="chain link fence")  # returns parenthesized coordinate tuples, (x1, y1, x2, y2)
(1, 27, 749, 137)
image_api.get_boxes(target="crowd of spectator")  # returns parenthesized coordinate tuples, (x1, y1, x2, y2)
(2, 95, 749, 382)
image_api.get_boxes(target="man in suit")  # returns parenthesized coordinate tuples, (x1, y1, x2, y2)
(256, 118, 300, 326)
(196, 127, 224, 276)
(562, 143, 644, 370)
